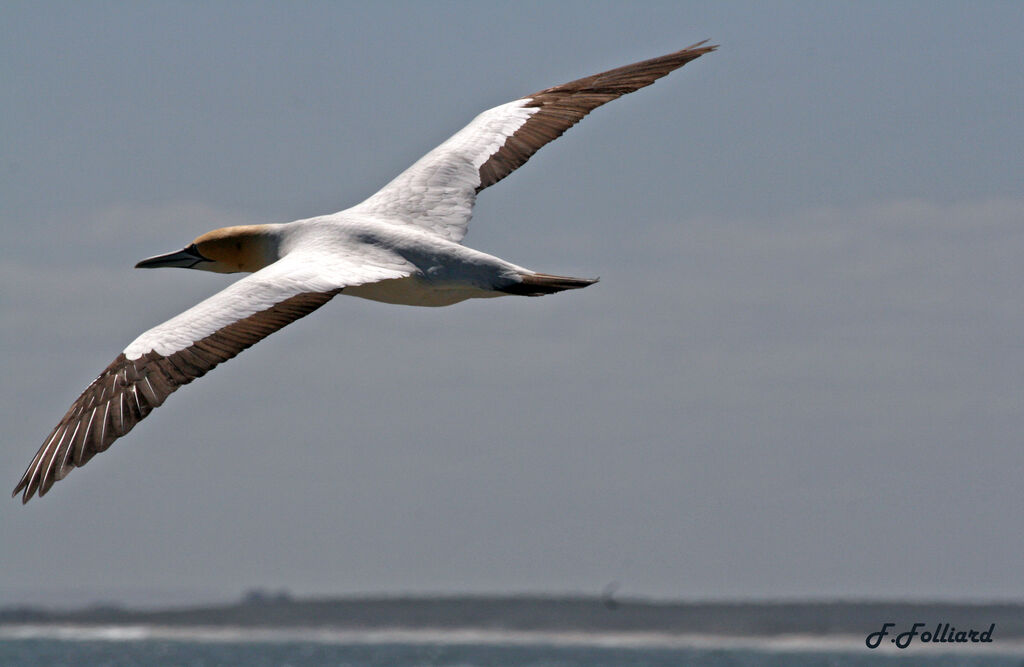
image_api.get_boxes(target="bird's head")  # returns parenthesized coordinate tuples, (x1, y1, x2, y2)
(135, 225, 280, 273)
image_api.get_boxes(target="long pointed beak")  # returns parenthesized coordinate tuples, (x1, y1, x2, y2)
(135, 244, 210, 269)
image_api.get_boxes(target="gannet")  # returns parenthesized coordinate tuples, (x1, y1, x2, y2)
(13, 42, 715, 503)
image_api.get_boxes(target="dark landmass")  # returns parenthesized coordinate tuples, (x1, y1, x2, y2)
(2, 595, 1022, 638)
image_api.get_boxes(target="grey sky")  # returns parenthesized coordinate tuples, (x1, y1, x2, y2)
(2, 1, 1023, 606)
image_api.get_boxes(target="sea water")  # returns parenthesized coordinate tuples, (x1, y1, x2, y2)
(1, 627, 1023, 667)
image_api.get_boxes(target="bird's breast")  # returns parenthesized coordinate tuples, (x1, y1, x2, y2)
(343, 274, 504, 307)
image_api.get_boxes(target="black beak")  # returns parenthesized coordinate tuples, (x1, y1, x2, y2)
(135, 244, 210, 269)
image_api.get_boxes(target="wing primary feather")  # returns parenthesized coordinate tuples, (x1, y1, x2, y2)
(73, 408, 97, 465)
(38, 424, 74, 497)
(14, 429, 58, 501)
(14, 289, 340, 503)
(56, 421, 82, 481)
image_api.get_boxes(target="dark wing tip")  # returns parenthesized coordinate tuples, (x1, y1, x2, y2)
(527, 41, 717, 99)
(683, 39, 718, 52)
(476, 41, 717, 194)
(13, 289, 340, 504)
(13, 453, 42, 503)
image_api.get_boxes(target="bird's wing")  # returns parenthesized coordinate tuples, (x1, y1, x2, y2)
(12, 250, 411, 503)
(348, 42, 716, 243)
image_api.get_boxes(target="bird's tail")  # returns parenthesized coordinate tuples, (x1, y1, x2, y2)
(500, 272, 599, 296)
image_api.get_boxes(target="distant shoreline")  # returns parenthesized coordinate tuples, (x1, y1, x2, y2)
(2, 596, 1022, 639)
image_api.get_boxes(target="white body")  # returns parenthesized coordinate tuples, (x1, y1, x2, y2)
(123, 214, 529, 359)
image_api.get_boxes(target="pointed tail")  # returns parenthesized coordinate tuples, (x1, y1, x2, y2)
(500, 272, 599, 296)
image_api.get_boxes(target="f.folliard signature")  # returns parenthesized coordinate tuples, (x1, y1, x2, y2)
(866, 622, 996, 649)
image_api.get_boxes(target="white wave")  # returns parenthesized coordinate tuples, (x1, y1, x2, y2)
(1, 624, 1023, 656)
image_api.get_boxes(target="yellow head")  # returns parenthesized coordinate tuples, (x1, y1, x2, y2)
(136, 225, 280, 274)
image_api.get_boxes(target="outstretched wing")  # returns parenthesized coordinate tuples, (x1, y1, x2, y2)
(349, 42, 716, 242)
(12, 251, 411, 503)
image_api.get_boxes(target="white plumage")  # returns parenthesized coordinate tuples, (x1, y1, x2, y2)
(14, 42, 715, 502)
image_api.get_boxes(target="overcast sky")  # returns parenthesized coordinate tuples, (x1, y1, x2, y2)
(2, 1, 1023, 607)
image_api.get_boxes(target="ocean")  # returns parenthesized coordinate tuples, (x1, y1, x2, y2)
(1, 627, 1022, 667)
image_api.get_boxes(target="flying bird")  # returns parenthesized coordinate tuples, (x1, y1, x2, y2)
(13, 42, 716, 503)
